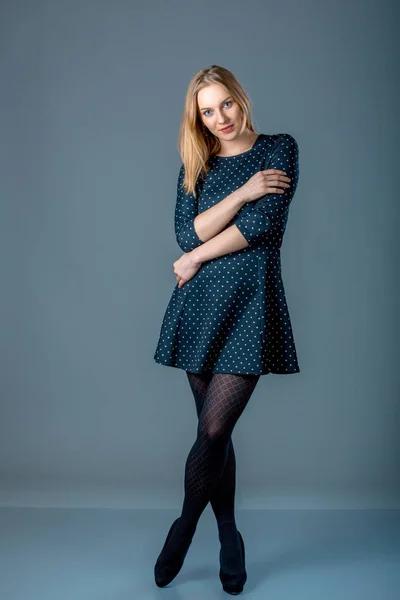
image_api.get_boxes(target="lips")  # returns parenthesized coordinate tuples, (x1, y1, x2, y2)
(220, 124, 233, 132)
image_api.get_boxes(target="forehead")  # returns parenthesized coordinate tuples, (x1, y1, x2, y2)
(197, 83, 231, 108)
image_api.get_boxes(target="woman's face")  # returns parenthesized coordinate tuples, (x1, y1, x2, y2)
(197, 83, 244, 141)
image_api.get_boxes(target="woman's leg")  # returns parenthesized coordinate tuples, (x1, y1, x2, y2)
(174, 372, 260, 545)
(186, 371, 239, 534)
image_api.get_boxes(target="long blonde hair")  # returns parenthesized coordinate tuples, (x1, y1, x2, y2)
(178, 65, 256, 197)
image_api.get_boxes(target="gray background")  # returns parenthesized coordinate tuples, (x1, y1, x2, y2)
(0, 0, 398, 510)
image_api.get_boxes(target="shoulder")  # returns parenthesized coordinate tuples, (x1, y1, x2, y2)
(259, 133, 299, 163)
(275, 134, 299, 155)
(177, 163, 186, 185)
(265, 132, 299, 149)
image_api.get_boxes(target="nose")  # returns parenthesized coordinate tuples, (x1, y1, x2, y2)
(216, 110, 227, 122)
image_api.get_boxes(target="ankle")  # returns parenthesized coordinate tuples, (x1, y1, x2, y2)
(217, 521, 238, 543)
(218, 519, 237, 531)
(175, 520, 197, 542)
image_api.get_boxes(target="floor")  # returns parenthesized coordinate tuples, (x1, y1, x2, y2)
(0, 507, 398, 599)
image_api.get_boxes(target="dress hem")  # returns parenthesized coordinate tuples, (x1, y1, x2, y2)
(153, 358, 300, 376)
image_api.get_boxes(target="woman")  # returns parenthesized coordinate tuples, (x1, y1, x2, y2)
(153, 64, 300, 594)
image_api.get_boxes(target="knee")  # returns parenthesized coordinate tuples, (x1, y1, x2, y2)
(199, 423, 229, 444)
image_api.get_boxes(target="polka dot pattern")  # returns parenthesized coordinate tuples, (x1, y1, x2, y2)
(153, 133, 300, 375)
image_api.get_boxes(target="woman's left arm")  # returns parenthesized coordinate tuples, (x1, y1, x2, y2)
(191, 133, 300, 262)
(174, 133, 299, 287)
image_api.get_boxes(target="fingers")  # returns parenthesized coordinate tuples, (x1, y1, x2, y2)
(262, 169, 291, 194)
(260, 169, 290, 194)
(262, 169, 291, 183)
(264, 169, 289, 176)
(269, 187, 286, 194)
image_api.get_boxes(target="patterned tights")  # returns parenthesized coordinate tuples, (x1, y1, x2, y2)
(173, 371, 260, 546)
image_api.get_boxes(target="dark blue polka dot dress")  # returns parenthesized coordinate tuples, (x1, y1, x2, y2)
(153, 133, 300, 375)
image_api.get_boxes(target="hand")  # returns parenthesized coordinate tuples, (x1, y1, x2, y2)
(238, 169, 291, 204)
(173, 252, 203, 288)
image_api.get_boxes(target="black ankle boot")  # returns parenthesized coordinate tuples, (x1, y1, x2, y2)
(154, 517, 194, 587)
(219, 529, 247, 595)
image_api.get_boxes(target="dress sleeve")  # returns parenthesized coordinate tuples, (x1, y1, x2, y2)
(232, 133, 299, 247)
(174, 164, 204, 253)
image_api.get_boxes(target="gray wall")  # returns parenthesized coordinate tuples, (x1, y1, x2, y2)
(0, 0, 398, 509)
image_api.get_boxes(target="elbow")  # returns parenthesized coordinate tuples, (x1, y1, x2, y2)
(175, 221, 204, 253)
(234, 215, 270, 247)
(176, 237, 200, 253)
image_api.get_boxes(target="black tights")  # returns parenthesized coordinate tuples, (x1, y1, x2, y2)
(174, 371, 260, 543)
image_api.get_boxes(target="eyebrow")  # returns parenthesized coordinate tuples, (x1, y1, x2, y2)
(199, 96, 232, 111)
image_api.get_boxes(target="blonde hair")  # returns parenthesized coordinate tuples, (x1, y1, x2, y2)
(178, 65, 256, 197)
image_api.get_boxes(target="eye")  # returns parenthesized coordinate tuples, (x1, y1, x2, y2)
(202, 100, 232, 117)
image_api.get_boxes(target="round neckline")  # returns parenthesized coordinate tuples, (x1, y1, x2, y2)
(212, 133, 263, 159)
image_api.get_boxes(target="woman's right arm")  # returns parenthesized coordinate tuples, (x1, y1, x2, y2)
(174, 164, 245, 253)
(174, 162, 290, 253)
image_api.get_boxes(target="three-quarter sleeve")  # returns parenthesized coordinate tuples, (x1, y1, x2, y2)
(174, 164, 204, 253)
(232, 133, 299, 247)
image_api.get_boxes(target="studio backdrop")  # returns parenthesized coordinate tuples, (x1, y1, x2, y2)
(0, 0, 398, 510)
